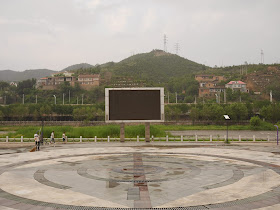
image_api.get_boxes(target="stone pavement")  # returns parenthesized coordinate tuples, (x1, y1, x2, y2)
(0, 142, 280, 209)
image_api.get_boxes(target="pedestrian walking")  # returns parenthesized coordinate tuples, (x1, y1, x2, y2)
(51, 131, 55, 145)
(34, 133, 40, 151)
(62, 132, 66, 143)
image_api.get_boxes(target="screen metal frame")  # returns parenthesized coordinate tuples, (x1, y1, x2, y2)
(105, 87, 164, 123)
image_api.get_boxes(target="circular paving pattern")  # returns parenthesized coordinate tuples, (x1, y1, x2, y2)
(1, 147, 280, 209)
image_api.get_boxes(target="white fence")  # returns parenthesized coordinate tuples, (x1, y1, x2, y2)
(0, 134, 276, 143)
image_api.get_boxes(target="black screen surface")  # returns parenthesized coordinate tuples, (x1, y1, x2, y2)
(109, 90, 161, 120)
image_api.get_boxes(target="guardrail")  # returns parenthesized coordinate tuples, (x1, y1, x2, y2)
(0, 134, 276, 143)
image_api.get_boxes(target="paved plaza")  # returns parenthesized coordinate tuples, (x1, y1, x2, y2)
(1, 142, 280, 209)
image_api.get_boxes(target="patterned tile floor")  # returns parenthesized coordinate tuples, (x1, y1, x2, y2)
(0, 142, 280, 209)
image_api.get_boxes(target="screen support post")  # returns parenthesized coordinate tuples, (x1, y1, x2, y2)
(145, 122, 150, 142)
(120, 123, 125, 142)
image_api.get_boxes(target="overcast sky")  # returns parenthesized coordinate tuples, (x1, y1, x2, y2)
(0, 0, 279, 71)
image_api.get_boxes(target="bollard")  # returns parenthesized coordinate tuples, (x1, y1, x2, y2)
(166, 135, 168, 142)
(107, 136, 110, 142)
(6, 136, 8, 143)
(137, 135, 139, 142)
(95, 136, 97, 143)
(210, 135, 212, 142)
(195, 135, 198, 142)
(181, 135, 183, 142)
(21, 136, 23, 143)
(239, 135, 241, 142)
(80, 136, 82, 143)
(253, 135, 255, 142)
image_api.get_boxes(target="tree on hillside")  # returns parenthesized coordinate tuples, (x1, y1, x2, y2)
(260, 104, 280, 122)
(190, 107, 200, 121)
(0, 81, 9, 91)
(225, 103, 248, 121)
(17, 79, 36, 95)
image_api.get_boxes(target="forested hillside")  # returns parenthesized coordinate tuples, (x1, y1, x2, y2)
(108, 50, 207, 82)
(0, 69, 56, 82)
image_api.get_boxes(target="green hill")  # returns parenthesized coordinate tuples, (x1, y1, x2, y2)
(62, 63, 95, 71)
(108, 50, 207, 82)
(0, 69, 57, 82)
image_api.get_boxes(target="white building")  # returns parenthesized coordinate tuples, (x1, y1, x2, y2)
(225, 81, 247, 92)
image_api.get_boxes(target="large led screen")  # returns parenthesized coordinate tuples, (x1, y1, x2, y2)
(105, 88, 164, 122)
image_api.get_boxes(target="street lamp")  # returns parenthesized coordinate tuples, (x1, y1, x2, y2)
(53, 95, 56, 105)
(224, 115, 230, 144)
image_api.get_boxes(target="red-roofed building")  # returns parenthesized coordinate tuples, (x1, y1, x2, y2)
(225, 81, 247, 92)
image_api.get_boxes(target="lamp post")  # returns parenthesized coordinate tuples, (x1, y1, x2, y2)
(63, 93, 65, 105)
(275, 125, 279, 145)
(53, 95, 56, 105)
(224, 115, 230, 144)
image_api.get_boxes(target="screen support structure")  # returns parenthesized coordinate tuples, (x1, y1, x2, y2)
(120, 123, 125, 143)
(145, 122, 150, 142)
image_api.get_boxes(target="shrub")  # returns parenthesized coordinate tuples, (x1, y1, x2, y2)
(250, 116, 261, 127)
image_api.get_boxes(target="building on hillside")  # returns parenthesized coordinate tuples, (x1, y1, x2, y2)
(225, 81, 248, 92)
(195, 75, 225, 83)
(195, 75, 226, 97)
(9, 82, 17, 87)
(199, 86, 226, 97)
(36, 76, 76, 90)
(78, 74, 100, 90)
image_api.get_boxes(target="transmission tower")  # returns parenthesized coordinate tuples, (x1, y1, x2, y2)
(261, 49, 264, 64)
(163, 34, 168, 52)
(174, 43, 180, 55)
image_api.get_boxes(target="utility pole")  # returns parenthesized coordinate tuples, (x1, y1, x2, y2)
(175, 92, 177, 103)
(23, 94, 24, 104)
(63, 93, 65, 105)
(53, 95, 56, 105)
(69, 90, 70, 104)
(77, 96, 78, 105)
(270, 90, 273, 103)
(82, 94, 84, 105)
(36, 95, 37, 104)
